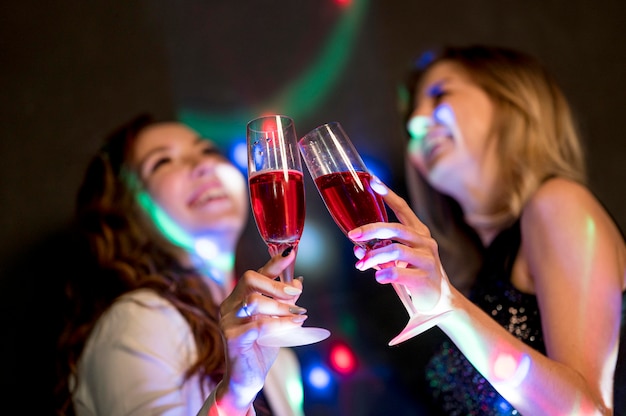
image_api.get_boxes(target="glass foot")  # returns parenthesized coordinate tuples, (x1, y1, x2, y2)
(388, 310, 454, 346)
(257, 326, 330, 347)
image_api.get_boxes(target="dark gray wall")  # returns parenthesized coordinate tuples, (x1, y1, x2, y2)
(1, 1, 624, 414)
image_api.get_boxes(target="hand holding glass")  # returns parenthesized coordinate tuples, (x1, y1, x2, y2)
(247, 115, 330, 347)
(298, 122, 452, 346)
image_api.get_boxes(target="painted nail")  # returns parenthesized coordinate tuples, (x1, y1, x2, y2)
(281, 247, 293, 257)
(370, 175, 388, 195)
(348, 229, 362, 239)
(283, 285, 302, 295)
(289, 306, 307, 315)
(291, 315, 308, 323)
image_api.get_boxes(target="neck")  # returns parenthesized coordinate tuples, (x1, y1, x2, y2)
(188, 234, 238, 296)
(464, 209, 514, 246)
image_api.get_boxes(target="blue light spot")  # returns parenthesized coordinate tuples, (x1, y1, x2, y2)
(361, 155, 391, 185)
(229, 139, 248, 172)
(308, 365, 331, 390)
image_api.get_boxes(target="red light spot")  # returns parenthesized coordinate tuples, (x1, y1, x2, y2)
(260, 117, 278, 132)
(329, 343, 357, 374)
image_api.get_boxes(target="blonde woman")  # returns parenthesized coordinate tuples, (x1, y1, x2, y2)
(350, 46, 626, 415)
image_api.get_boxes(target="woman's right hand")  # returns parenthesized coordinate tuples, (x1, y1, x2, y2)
(213, 250, 308, 414)
(348, 182, 454, 315)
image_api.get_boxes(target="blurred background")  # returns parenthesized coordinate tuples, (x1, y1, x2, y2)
(1, 0, 624, 414)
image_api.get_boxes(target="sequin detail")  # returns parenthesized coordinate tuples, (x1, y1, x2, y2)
(425, 220, 544, 414)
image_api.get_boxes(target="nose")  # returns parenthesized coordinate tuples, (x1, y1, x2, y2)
(190, 154, 217, 178)
(407, 115, 432, 141)
(410, 98, 434, 120)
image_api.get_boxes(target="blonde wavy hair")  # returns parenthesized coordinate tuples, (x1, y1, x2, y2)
(404, 45, 586, 292)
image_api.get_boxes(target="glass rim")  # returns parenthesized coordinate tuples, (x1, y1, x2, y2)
(246, 114, 294, 133)
(301, 121, 344, 139)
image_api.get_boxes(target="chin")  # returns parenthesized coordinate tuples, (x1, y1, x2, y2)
(425, 164, 459, 195)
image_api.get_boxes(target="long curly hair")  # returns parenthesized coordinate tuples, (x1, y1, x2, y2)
(55, 115, 225, 415)
(402, 45, 586, 293)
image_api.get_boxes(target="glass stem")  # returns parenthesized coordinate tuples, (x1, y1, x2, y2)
(391, 282, 418, 317)
(268, 243, 297, 284)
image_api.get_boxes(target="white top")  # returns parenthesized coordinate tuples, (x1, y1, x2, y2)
(72, 289, 305, 416)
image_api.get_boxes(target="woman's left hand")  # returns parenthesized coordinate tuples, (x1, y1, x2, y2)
(216, 250, 307, 411)
(348, 183, 452, 313)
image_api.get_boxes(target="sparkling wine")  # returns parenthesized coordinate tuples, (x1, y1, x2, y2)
(249, 170, 305, 245)
(315, 171, 387, 236)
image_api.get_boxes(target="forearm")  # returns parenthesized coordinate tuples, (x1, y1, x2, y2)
(438, 289, 610, 415)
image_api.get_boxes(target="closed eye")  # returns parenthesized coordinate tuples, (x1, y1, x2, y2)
(429, 84, 449, 104)
(150, 156, 171, 173)
(202, 146, 222, 156)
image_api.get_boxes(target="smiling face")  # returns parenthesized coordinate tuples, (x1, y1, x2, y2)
(406, 60, 501, 211)
(130, 122, 248, 242)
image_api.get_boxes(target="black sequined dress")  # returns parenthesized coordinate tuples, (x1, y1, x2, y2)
(424, 219, 626, 415)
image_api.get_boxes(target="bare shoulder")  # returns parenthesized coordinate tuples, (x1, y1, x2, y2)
(521, 177, 625, 287)
(522, 177, 606, 229)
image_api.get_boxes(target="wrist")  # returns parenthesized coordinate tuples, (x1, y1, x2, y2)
(213, 380, 256, 416)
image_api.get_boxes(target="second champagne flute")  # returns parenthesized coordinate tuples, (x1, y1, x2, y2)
(247, 115, 330, 347)
(298, 121, 453, 346)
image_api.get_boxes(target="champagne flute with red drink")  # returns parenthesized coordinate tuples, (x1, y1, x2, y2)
(247, 115, 330, 347)
(298, 122, 453, 346)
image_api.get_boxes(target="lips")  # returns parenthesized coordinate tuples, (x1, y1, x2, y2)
(422, 127, 452, 166)
(187, 181, 229, 209)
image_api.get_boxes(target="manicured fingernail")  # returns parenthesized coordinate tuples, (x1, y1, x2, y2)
(284, 285, 302, 295)
(375, 269, 395, 282)
(370, 175, 388, 195)
(289, 306, 307, 315)
(291, 315, 307, 323)
(348, 229, 362, 239)
(281, 247, 293, 257)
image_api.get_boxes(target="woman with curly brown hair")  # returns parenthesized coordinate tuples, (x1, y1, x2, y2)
(56, 115, 307, 416)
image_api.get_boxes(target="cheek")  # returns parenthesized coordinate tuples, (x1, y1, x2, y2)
(457, 97, 495, 155)
(215, 163, 248, 209)
(145, 174, 185, 216)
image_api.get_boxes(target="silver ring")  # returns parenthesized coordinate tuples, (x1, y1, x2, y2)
(242, 300, 252, 317)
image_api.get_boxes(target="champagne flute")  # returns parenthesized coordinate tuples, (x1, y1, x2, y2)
(298, 122, 453, 346)
(247, 115, 330, 347)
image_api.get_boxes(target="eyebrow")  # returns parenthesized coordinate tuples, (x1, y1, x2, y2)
(426, 77, 453, 95)
(137, 137, 220, 170)
(137, 145, 168, 172)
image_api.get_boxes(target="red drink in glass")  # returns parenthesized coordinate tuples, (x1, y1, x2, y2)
(249, 169, 305, 246)
(315, 170, 387, 234)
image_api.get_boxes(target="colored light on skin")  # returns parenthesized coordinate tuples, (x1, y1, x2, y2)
(406, 103, 457, 152)
(137, 191, 235, 280)
(407, 115, 430, 156)
(493, 353, 530, 387)
(134, 161, 244, 282)
(433, 103, 455, 129)
(137, 190, 194, 250)
(329, 343, 357, 375)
